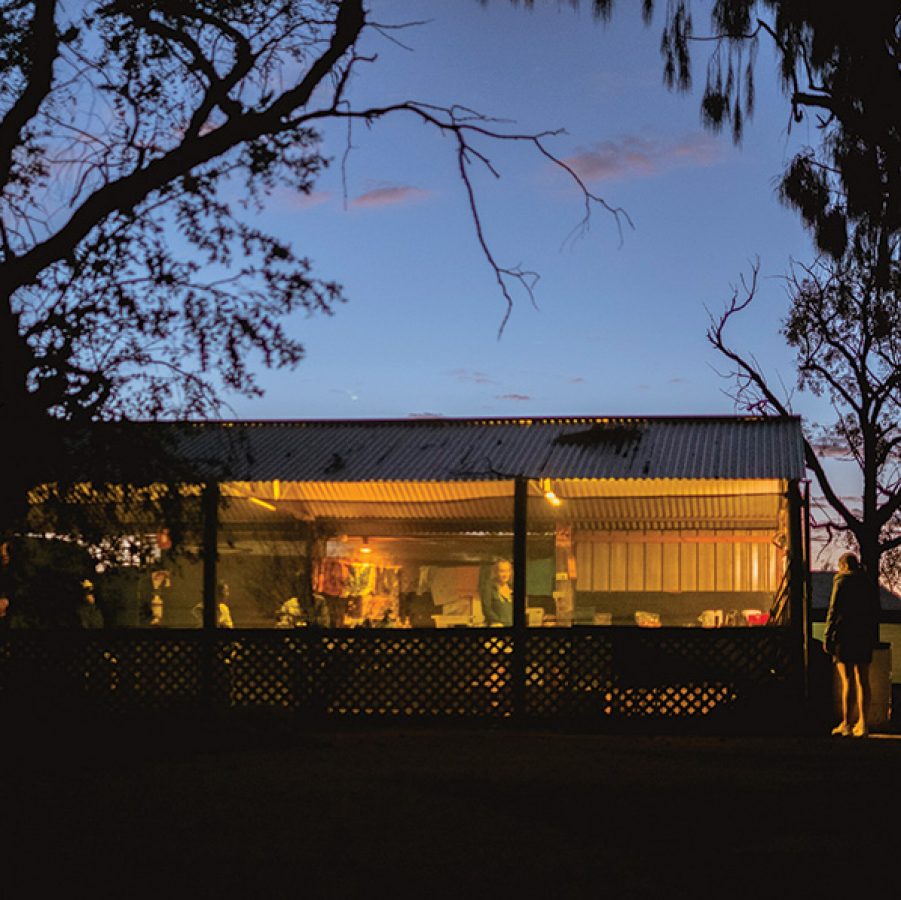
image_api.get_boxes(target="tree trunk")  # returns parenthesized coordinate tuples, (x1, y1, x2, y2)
(858, 533, 882, 645)
(0, 292, 44, 534)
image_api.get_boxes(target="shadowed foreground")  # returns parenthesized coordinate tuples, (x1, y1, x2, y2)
(2, 714, 899, 898)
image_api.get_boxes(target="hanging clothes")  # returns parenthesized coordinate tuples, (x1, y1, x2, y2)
(315, 559, 349, 596)
(345, 563, 377, 597)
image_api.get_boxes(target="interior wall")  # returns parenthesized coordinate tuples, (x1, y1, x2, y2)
(574, 529, 785, 594)
(574, 590, 775, 627)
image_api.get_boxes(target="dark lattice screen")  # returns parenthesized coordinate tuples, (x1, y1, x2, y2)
(0, 627, 799, 724)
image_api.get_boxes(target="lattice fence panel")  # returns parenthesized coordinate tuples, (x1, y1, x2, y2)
(313, 631, 514, 718)
(523, 628, 798, 722)
(0, 632, 87, 703)
(213, 635, 315, 709)
(0, 632, 206, 711)
(85, 634, 204, 710)
(0, 627, 800, 724)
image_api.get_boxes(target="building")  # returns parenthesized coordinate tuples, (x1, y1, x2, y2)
(3, 415, 811, 725)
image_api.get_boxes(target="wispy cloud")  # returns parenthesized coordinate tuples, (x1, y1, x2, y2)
(407, 411, 444, 419)
(568, 376, 586, 384)
(350, 185, 429, 209)
(263, 186, 333, 211)
(564, 133, 722, 183)
(497, 393, 531, 402)
(811, 440, 853, 458)
(288, 190, 332, 209)
(449, 368, 497, 385)
(329, 387, 359, 401)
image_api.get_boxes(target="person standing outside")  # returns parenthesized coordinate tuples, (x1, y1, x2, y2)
(824, 552, 877, 737)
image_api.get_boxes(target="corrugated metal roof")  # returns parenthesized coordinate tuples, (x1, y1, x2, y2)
(170, 415, 805, 482)
(217, 477, 785, 529)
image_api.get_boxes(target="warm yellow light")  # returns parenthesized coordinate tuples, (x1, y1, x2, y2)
(540, 478, 562, 506)
(249, 497, 277, 512)
(360, 537, 372, 554)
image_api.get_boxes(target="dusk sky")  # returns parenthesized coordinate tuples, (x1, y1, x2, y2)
(229, 0, 825, 425)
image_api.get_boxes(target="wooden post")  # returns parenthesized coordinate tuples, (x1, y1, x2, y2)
(511, 476, 528, 719)
(786, 479, 808, 697)
(802, 480, 813, 699)
(201, 481, 220, 631)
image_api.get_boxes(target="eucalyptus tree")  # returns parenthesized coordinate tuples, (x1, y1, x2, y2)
(708, 248, 901, 597)
(586, 0, 901, 589)
(0, 0, 619, 534)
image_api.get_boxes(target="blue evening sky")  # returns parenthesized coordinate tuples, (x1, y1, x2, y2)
(230, 0, 826, 425)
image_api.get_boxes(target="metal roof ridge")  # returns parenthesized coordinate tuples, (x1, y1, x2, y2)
(131, 413, 804, 428)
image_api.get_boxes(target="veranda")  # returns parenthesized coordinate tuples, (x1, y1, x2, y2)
(0, 416, 812, 728)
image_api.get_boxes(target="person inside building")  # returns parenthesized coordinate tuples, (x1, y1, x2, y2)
(140, 568, 170, 627)
(216, 581, 235, 628)
(0, 538, 10, 629)
(482, 558, 513, 627)
(77, 579, 105, 628)
(275, 595, 303, 628)
(193, 581, 234, 628)
(824, 552, 877, 737)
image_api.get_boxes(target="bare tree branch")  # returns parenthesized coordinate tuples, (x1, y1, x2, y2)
(707, 259, 862, 535)
(0, 0, 59, 196)
(3, 0, 366, 293)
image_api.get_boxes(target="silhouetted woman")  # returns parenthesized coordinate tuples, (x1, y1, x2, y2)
(824, 552, 876, 737)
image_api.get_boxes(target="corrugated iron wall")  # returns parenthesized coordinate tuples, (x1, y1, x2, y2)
(574, 530, 784, 593)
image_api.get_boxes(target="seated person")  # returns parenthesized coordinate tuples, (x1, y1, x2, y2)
(276, 592, 329, 627)
(192, 581, 234, 628)
(276, 596, 303, 628)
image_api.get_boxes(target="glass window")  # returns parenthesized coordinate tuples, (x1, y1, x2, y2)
(218, 481, 515, 628)
(8, 485, 204, 629)
(527, 478, 788, 627)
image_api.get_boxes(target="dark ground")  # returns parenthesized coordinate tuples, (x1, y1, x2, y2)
(2, 708, 900, 899)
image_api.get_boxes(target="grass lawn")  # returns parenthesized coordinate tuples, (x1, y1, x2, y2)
(2, 717, 899, 898)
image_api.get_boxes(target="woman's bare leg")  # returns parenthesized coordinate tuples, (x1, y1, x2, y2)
(853, 662, 871, 736)
(834, 661, 853, 734)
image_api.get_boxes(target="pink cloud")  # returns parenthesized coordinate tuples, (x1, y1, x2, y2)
(265, 186, 332, 210)
(449, 369, 497, 385)
(288, 190, 332, 209)
(350, 185, 429, 209)
(564, 134, 722, 183)
(812, 440, 851, 458)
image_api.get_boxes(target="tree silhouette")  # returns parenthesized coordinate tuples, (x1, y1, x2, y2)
(708, 247, 901, 598)
(572, 0, 900, 272)
(0, 0, 623, 531)
(592, 0, 901, 594)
